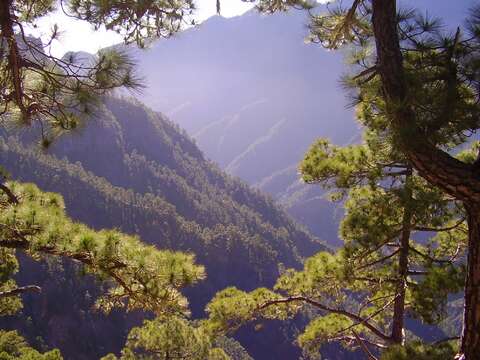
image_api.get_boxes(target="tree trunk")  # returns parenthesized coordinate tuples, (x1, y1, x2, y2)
(391, 174, 413, 344)
(0, 0, 11, 27)
(461, 203, 480, 359)
(371, 0, 480, 203)
(370, 2, 480, 357)
(0, 0, 27, 114)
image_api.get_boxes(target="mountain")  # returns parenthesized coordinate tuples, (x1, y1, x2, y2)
(122, 8, 358, 247)
(0, 96, 327, 359)
(125, 0, 476, 247)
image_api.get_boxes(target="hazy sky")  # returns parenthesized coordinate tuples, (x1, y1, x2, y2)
(29, 0, 332, 57)
(28, 0, 255, 57)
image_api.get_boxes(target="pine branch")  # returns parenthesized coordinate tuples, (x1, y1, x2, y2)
(407, 270, 428, 276)
(257, 296, 391, 342)
(352, 65, 378, 81)
(413, 218, 466, 232)
(352, 330, 380, 360)
(330, 0, 363, 48)
(432, 336, 460, 345)
(357, 249, 400, 270)
(330, 333, 387, 349)
(0, 183, 18, 204)
(0, 285, 41, 298)
(409, 244, 461, 264)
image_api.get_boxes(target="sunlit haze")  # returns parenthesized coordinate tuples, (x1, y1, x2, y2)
(27, 0, 330, 57)
(27, 0, 255, 57)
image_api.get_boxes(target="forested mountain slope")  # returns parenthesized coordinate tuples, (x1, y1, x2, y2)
(0, 96, 326, 359)
(125, 8, 358, 246)
(128, 0, 476, 246)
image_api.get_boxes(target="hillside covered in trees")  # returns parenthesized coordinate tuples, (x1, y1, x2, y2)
(125, 8, 354, 246)
(0, 96, 326, 359)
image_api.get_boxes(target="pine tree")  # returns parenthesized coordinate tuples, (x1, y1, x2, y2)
(0, 179, 206, 356)
(306, 2, 480, 357)
(235, 0, 480, 357)
(0, 1, 204, 357)
(0, 0, 197, 145)
(102, 316, 231, 360)
(204, 127, 466, 359)
(0, 329, 62, 359)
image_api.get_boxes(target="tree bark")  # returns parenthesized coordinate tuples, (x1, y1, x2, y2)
(462, 203, 480, 358)
(0, 0, 26, 114)
(391, 173, 412, 344)
(370, 0, 480, 203)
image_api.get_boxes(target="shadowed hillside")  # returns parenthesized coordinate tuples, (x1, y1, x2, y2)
(0, 96, 326, 359)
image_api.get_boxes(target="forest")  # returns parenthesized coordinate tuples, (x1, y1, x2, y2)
(0, 0, 478, 359)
